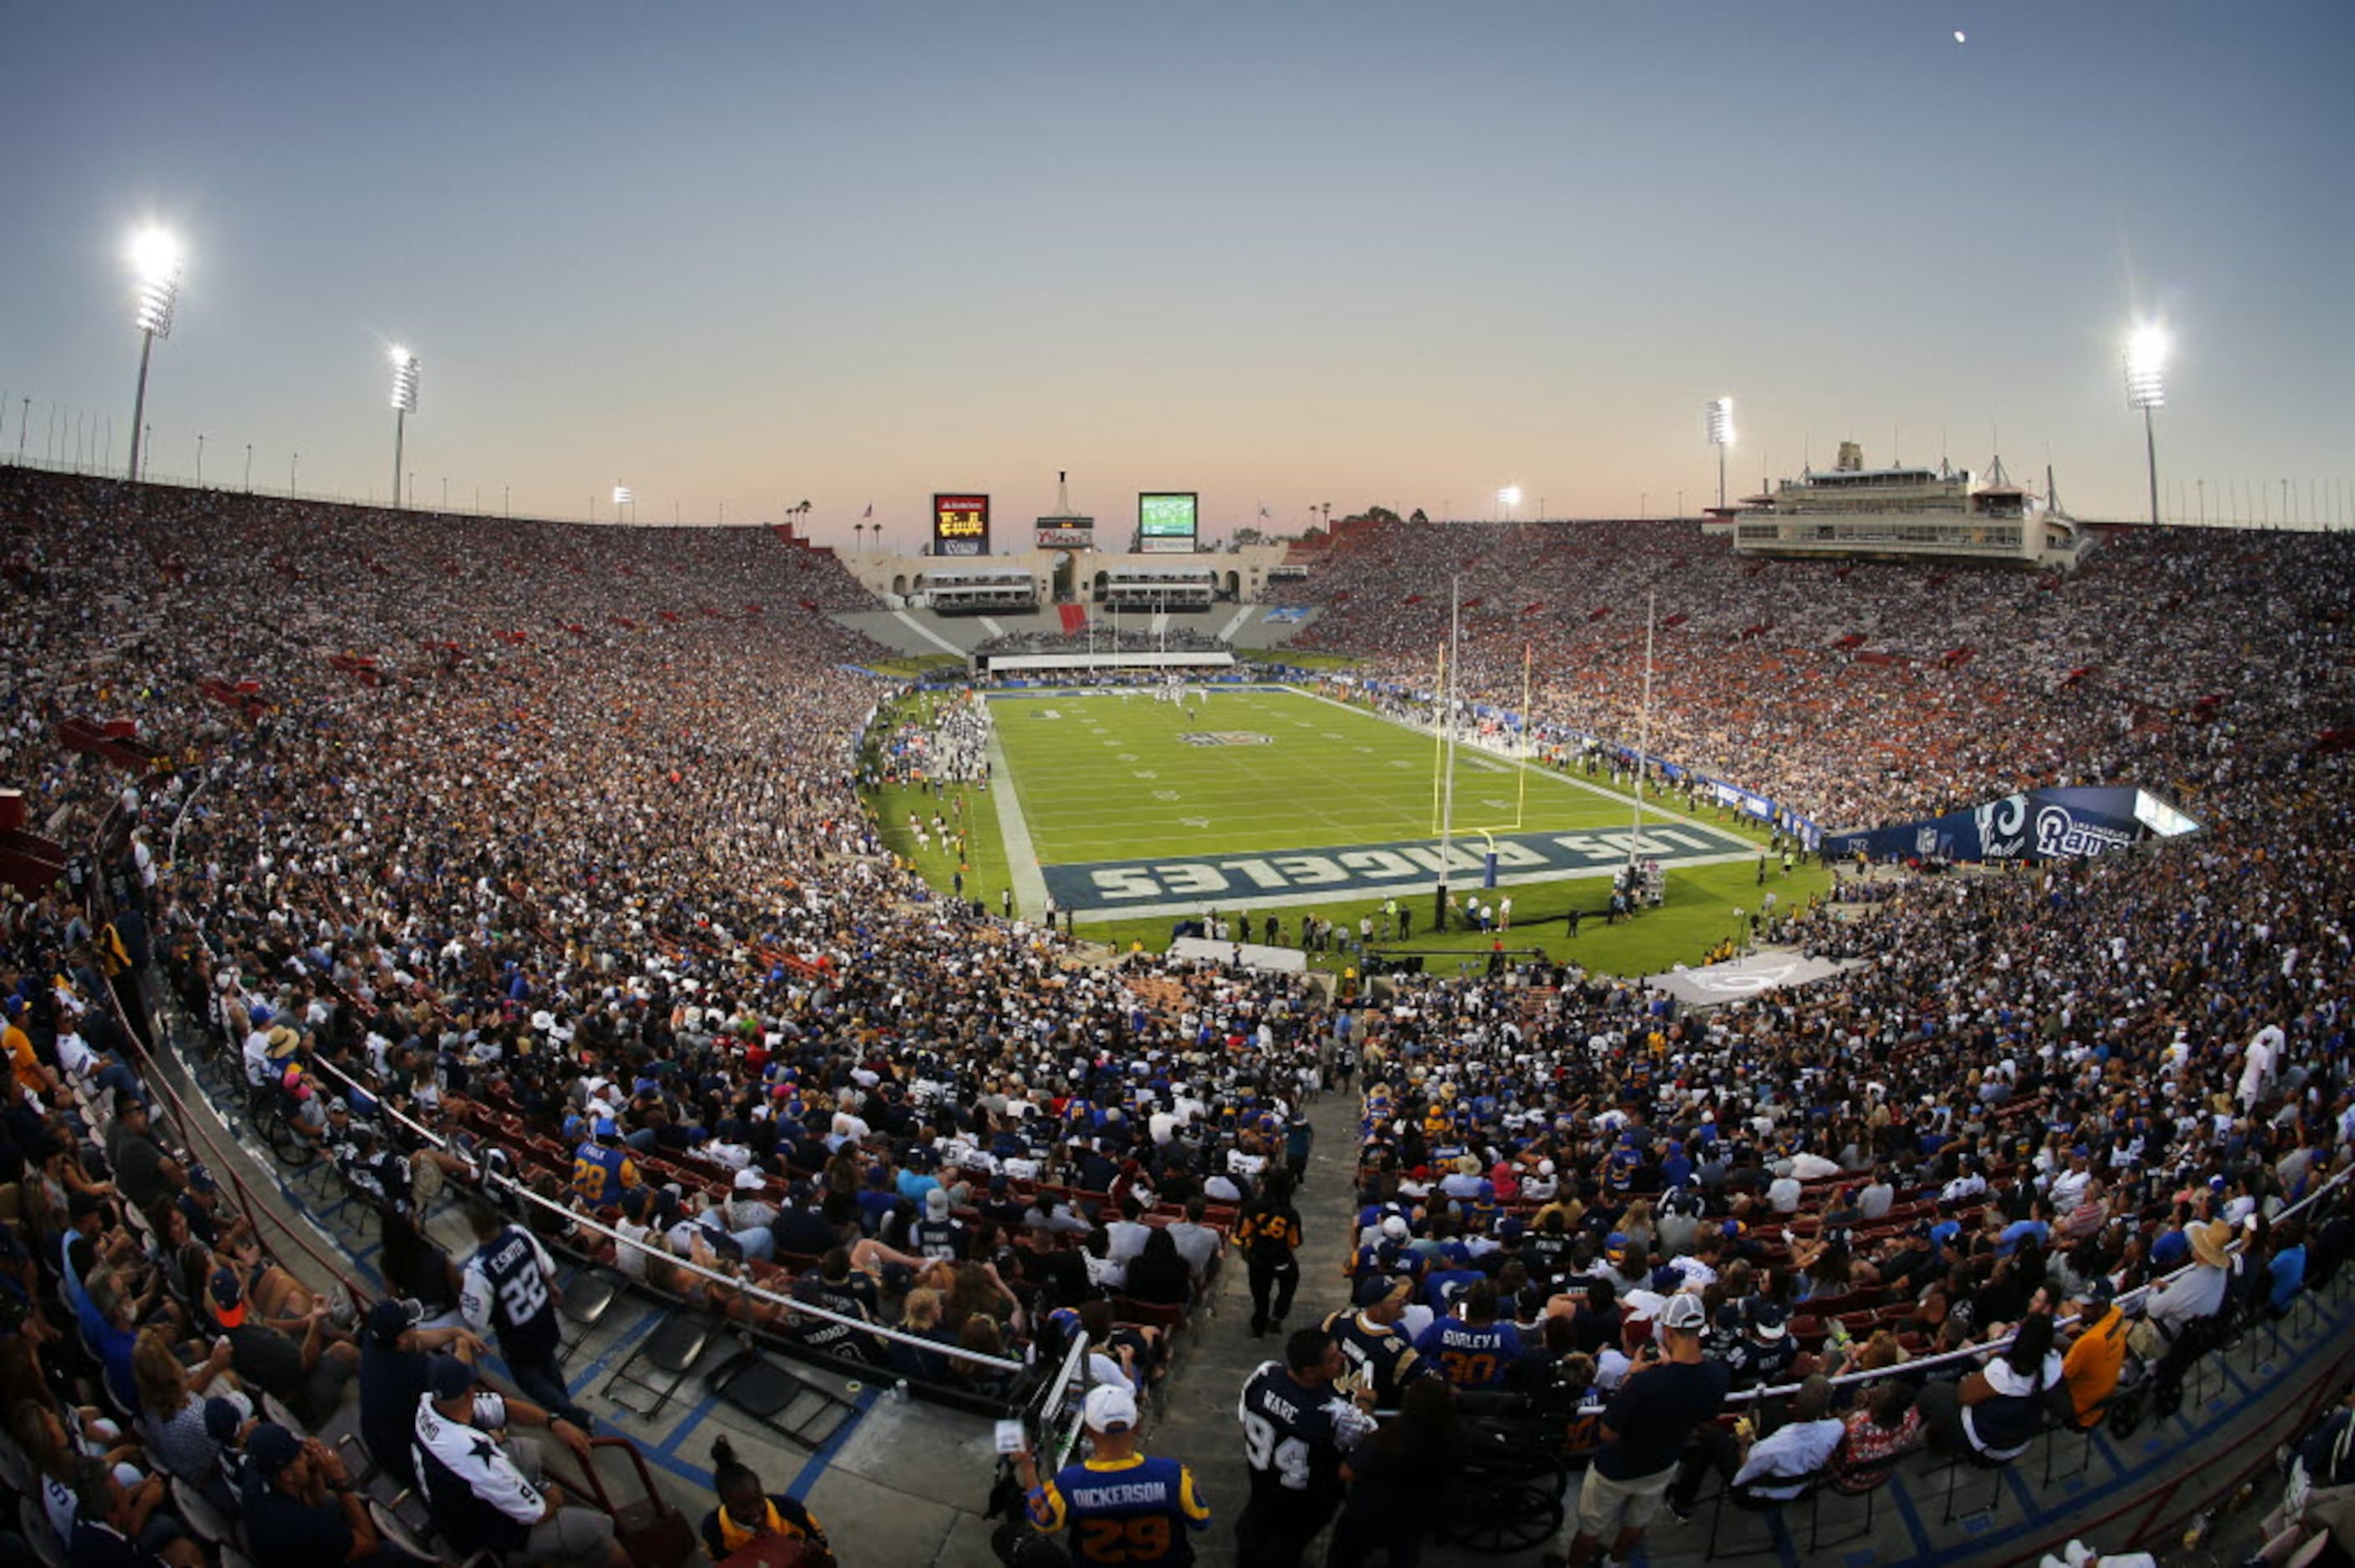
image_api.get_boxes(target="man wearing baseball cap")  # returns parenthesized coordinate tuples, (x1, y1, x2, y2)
(1015, 1384, 1209, 1565)
(2060, 1277, 2129, 1426)
(413, 1357, 623, 1568)
(1319, 1274, 1428, 1411)
(357, 1297, 489, 1488)
(238, 1420, 418, 1568)
(1547, 1291, 1730, 1568)
(570, 1116, 640, 1209)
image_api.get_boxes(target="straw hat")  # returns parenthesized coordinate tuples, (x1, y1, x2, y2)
(2188, 1220, 2235, 1270)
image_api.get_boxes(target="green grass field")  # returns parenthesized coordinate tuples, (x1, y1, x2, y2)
(991, 685, 1659, 863)
(862, 684, 1829, 975)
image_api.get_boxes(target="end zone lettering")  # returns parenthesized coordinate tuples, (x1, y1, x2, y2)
(1180, 731, 1271, 746)
(1056, 822, 1749, 909)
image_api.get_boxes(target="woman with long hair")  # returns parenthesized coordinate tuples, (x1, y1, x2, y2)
(1327, 1376, 1467, 1567)
(1917, 1311, 2065, 1460)
(130, 1328, 240, 1486)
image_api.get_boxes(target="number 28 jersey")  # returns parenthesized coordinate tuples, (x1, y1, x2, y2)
(1236, 1363, 1373, 1507)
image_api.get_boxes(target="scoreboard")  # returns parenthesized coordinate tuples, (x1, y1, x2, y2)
(1138, 492, 1199, 554)
(932, 493, 990, 557)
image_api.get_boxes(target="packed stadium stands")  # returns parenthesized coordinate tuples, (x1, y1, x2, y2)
(2, 468, 2351, 1565)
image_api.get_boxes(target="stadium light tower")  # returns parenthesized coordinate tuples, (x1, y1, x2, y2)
(613, 483, 635, 524)
(124, 227, 183, 483)
(1706, 397, 1735, 511)
(389, 347, 419, 508)
(2125, 324, 2166, 529)
(1497, 484, 1522, 521)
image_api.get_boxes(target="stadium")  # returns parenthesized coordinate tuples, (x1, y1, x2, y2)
(5, 9, 2353, 1568)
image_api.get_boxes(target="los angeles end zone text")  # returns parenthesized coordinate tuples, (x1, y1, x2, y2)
(1044, 825, 1744, 911)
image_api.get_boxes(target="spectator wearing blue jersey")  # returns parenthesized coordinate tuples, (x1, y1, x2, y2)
(569, 1120, 637, 1209)
(1020, 1384, 1209, 1565)
(1415, 1282, 1522, 1392)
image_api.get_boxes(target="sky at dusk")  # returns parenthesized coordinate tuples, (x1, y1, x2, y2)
(3, 2, 2350, 541)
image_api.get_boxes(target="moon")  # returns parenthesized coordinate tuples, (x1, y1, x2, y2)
(1954, 28, 1968, 43)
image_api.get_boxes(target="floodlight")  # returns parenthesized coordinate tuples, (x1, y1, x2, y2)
(2125, 321, 2168, 528)
(613, 485, 635, 506)
(1497, 485, 1522, 518)
(124, 226, 185, 481)
(2125, 324, 2166, 411)
(129, 228, 182, 337)
(1707, 397, 1735, 509)
(389, 346, 420, 507)
(389, 347, 419, 412)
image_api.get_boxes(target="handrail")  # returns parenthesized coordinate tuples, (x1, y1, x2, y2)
(295, 1050, 1034, 1375)
(1037, 1330, 1095, 1470)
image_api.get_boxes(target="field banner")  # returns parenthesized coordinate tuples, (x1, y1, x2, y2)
(1824, 785, 2200, 865)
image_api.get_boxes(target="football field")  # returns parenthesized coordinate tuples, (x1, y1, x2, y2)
(985, 685, 1757, 918)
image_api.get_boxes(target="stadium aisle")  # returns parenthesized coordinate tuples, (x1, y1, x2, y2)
(1147, 1083, 1365, 1567)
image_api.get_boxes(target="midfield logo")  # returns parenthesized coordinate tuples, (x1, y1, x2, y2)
(1180, 732, 1272, 746)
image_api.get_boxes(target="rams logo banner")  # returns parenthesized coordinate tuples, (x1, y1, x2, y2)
(1180, 732, 1272, 746)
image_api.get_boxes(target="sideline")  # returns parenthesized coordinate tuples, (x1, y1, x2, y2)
(985, 712, 1049, 918)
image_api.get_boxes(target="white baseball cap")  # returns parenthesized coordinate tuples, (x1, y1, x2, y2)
(1661, 1292, 1709, 1333)
(1082, 1385, 1139, 1434)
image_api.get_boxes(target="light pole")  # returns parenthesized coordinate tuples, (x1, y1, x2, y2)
(124, 228, 182, 483)
(1707, 397, 1734, 511)
(195, 433, 204, 485)
(389, 346, 419, 508)
(291, 452, 299, 494)
(614, 485, 634, 524)
(1497, 484, 1522, 522)
(2125, 323, 2166, 529)
(244, 443, 252, 491)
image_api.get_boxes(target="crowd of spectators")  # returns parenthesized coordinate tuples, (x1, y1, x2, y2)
(1281, 514, 2351, 830)
(3, 468, 2352, 1567)
(970, 626, 1233, 659)
(0, 469, 1355, 1563)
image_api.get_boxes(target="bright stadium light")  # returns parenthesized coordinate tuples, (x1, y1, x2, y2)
(1706, 397, 1735, 511)
(389, 346, 419, 508)
(1497, 484, 1522, 519)
(613, 484, 635, 521)
(124, 226, 184, 482)
(2125, 322, 2167, 527)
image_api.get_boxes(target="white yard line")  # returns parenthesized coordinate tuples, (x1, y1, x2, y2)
(985, 718, 1050, 918)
